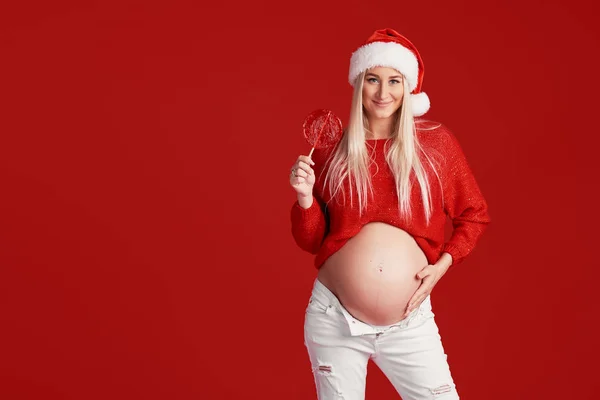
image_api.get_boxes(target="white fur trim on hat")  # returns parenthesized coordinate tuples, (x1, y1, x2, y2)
(349, 41, 419, 90)
(411, 92, 430, 117)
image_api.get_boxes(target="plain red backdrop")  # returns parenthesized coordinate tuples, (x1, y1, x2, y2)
(1, 0, 599, 399)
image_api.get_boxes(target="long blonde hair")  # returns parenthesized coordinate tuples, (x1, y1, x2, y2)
(322, 70, 442, 225)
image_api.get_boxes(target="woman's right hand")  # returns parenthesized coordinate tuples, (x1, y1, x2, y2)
(289, 155, 316, 199)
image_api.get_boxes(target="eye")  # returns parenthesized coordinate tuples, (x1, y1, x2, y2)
(367, 78, 379, 83)
(390, 79, 400, 85)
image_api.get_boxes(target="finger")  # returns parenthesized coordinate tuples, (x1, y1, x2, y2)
(416, 265, 433, 280)
(403, 304, 417, 319)
(406, 289, 426, 312)
(290, 176, 306, 186)
(402, 296, 416, 317)
(290, 161, 312, 174)
(403, 300, 415, 318)
(298, 155, 315, 166)
(402, 306, 414, 319)
(301, 168, 314, 178)
(408, 291, 428, 310)
(407, 298, 421, 311)
(295, 168, 308, 179)
(409, 283, 429, 305)
(290, 168, 310, 181)
(296, 161, 314, 175)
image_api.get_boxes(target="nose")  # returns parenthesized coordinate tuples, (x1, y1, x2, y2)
(378, 83, 389, 99)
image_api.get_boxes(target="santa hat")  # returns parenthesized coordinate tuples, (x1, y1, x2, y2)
(349, 28, 430, 117)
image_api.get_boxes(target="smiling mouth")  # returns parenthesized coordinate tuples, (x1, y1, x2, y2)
(374, 101, 392, 107)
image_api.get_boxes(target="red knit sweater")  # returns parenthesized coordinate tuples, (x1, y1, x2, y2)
(290, 122, 490, 269)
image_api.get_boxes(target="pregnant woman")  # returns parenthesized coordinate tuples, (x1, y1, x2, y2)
(290, 28, 491, 400)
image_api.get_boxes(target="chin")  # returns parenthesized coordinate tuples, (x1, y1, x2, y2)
(373, 109, 395, 119)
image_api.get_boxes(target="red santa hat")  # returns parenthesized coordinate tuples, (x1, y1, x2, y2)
(349, 28, 430, 117)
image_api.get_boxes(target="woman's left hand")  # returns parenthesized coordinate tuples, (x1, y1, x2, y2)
(402, 253, 452, 318)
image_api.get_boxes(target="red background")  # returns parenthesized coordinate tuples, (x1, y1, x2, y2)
(1, 0, 598, 399)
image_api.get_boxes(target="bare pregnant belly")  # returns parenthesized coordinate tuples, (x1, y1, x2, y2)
(317, 222, 429, 326)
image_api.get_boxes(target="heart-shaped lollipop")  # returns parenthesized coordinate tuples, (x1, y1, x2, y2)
(302, 109, 343, 158)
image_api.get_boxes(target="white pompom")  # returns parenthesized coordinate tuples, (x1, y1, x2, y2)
(411, 92, 430, 117)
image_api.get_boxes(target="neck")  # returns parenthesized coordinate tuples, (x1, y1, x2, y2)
(366, 117, 395, 139)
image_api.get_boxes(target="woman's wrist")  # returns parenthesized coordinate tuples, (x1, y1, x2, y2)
(297, 194, 314, 209)
(435, 252, 453, 271)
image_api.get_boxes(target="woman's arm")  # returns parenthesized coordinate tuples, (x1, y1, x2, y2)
(440, 127, 491, 266)
(290, 193, 328, 254)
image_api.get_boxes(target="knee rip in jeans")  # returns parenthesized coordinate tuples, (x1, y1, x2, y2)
(313, 364, 344, 398)
(317, 365, 332, 373)
(430, 383, 453, 397)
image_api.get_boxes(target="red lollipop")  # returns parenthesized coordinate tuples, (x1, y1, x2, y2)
(302, 109, 343, 158)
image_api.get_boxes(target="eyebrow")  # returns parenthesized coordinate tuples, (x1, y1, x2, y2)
(366, 73, 403, 79)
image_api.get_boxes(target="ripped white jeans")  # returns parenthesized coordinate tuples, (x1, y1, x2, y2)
(304, 278, 459, 400)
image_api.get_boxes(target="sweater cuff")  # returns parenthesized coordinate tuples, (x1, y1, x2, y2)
(291, 198, 322, 222)
(441, 243, 463, 266)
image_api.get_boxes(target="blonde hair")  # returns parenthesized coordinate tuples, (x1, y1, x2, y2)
(321, 70, 442, 225)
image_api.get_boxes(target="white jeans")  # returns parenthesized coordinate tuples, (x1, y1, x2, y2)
(304, 278, 459, 400)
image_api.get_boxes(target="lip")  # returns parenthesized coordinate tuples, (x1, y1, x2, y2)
(374, 101, 393, 107)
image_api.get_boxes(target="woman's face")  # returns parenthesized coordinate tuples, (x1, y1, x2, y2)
(362, 66, 405, 121)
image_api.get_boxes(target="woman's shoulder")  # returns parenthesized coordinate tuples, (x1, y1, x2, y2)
(415, 118, 458, 148)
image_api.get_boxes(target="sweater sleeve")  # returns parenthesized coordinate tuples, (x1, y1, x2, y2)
(440, 128, 491, 266)
(290, 193, 328, 254)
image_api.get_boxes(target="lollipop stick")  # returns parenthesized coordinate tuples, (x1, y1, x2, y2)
(309, 111, 331, 158)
